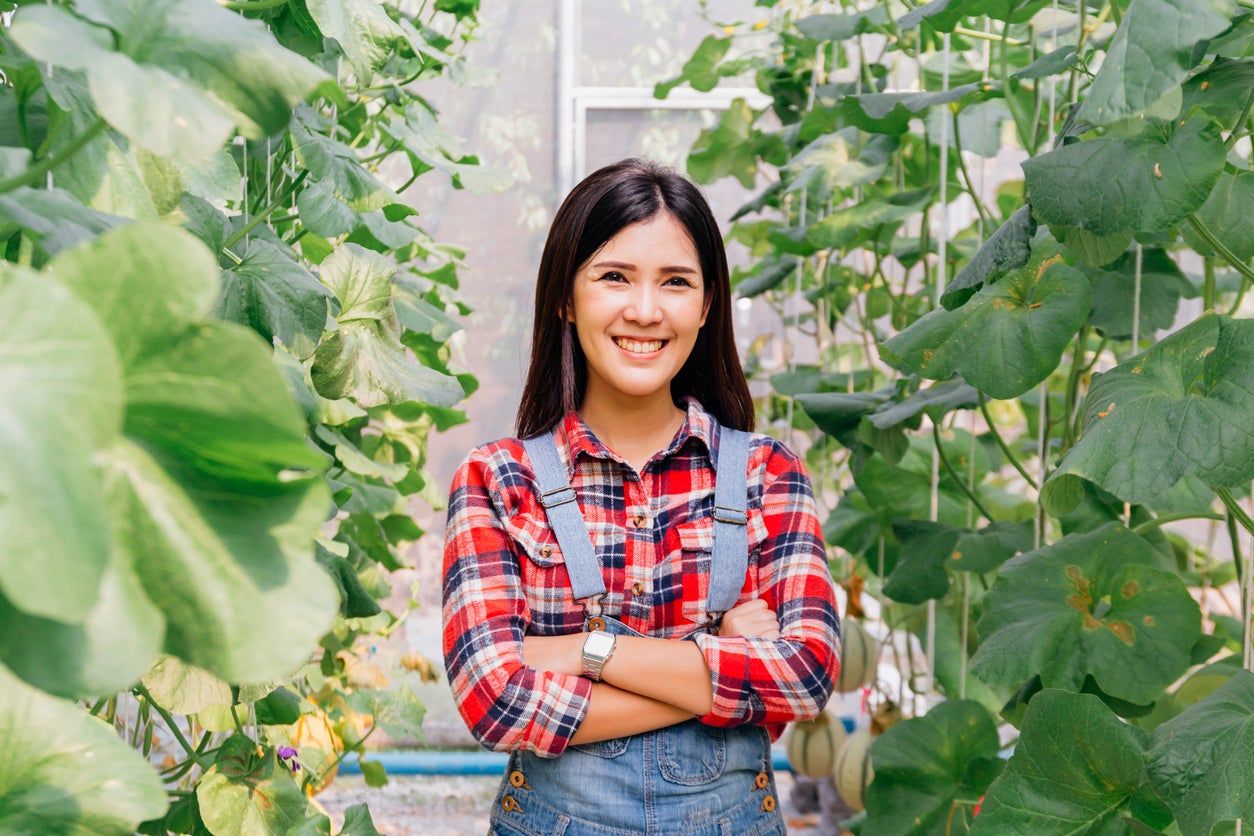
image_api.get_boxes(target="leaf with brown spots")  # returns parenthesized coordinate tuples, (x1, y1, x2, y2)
(970, 523, 1201, 705)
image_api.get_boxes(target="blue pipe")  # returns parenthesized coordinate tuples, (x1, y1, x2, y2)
(339, 717, 857, 776)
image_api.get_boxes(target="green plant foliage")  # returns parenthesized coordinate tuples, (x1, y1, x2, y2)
(196, 736, 308, 835)
(0, 666, 169, 833)
(865, 699, 1004, 834)
(1043, 315, 1254, 513)
(1145, 669, 1254, 836)
(881, 244, 1092, 399)
(885, 520, 1031, 603)
(972, 689, 1154, 833)
(970, 524, 1201, 704)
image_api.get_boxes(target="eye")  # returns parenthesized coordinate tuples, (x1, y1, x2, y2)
(597, 271, 627, 283)
(666, 277, 695, 287)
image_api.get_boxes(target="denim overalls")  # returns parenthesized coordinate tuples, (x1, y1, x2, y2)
(488, 425, 786, 835)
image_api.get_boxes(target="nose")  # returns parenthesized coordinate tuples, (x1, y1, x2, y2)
(624, 283, 664, 325)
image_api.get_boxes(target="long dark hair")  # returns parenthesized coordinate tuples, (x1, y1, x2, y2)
(515, 158, 754, 439)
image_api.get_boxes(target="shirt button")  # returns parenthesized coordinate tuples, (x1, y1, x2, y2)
(632, 582, 644, 595)
(755, 771, 769, 789)
(632, 514, 647, 528)
(539, 545, 553, 558)
(761, 795, 776, 813)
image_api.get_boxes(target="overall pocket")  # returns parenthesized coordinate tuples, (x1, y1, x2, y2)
(659, 718, 727, 785)
(569, 735, 630, 758)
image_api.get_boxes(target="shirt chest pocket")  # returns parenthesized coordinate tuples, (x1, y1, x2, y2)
(671, 509, 768, 626)
(503, 512, 580, 635)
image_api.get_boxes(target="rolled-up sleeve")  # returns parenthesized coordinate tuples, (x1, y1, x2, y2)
(690, 440, 842, 727)
(441, 448, 592, 757)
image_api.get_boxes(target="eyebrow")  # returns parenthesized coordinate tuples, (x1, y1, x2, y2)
(591, 260, 699, 275)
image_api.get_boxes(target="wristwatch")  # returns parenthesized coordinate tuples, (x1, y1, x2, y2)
(580, 629, 617, 681)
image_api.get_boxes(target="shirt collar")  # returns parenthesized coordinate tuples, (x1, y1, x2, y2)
(559, 394, 718, 478)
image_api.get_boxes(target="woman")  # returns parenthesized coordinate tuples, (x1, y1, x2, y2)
(442, 158, 842, 835)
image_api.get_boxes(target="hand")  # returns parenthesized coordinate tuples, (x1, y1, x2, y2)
(717, 598, 781, 640)
(522, 633, 585, 677)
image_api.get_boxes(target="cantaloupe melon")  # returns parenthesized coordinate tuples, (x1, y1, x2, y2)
(833, 728, 874, 812)
(785, 710, 848, 777)
(834, 618, 879, 693)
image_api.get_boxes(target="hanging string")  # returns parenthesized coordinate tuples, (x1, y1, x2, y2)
(1244, 491, 1253, 672)
(1124, 243, 1142, 525)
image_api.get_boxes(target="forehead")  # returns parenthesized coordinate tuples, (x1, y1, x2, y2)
(592, 212, 700, 268)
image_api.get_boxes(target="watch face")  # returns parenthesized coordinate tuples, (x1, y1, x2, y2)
(585, 631, 615, 655)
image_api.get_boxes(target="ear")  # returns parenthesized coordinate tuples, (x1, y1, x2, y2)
(699, 292, 713, 328)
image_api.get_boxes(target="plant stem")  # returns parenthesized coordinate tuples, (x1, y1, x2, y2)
(932, 423, 995, 521)
(953, 25, 1025, 45)
(1061, 325, 1091, 450)
(1189, 215, 1254, 285)
(1133, 511, 1225, 535)
(133, 684, 208, 768)
(1217, 488, 1254, 538)
(1228, 277, 1250, 316)
(1204, 256, 1217, 312)
(0, 116, 108, 195)
(223, 169, 309, 251)
(977, 392, 1039, 488)
(1226, 87, 1254, 149)
(222, 0, 289, 10)
(951, 115, 994, 234)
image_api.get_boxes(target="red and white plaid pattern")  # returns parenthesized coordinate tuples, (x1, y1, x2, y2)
(442, 395, 842, 757)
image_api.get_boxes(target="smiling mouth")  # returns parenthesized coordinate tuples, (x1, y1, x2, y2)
(612, 336, 669, 355)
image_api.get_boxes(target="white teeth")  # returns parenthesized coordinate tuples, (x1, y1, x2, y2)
(613, 337, 665, 354)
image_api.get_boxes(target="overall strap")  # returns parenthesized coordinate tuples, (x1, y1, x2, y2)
(520, 433, 606, 605)
(707, 425, 752, 616)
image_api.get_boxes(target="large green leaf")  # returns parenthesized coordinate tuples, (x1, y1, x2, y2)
(291, 105, 396, 215)
(1, 224, 337, 693)
(217, 238, 333, 361)
(865, 699, 1004, 835)
(1146, 669, 1254, 836)
(804, 188, 931, 251)
(971, 689, 1149, 834)
(379, 105, 513, 195)
(686, 99, 787, 187)
(881, 245, 1092, 399)
(836, 84, 989, 135)
(306, 0, 405, 83)
(0, 266, 121, 622)
(0, 665, 168, 833)
(10, 0, 330, 159)
(1023, 118, 1226, 236)
(1042, 314, 1254, 514)
(196, 736, 310, 836)
(970, 524, 1201, 704)
(940, 206, 1036, 309)
(311, 244, 463, 407)
(1079, 0, 1237, 125)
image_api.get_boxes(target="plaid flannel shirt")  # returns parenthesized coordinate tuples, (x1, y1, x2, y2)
(441, 394, 842, 758)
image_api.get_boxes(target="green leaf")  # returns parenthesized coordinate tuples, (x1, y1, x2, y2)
(140, 654, 232, 715)
(940, 206, 1036, 309)
(358, 758, 389, 788)
(970, 524, 1201, 704)
(0, 664, 168, 833)
(1055, 225, 1135, 268)
(837, 83, 990, 135)
(291, 105, 396, 215)
(867, 378, 981, 429)
(340, 803, 384, 835)
(866, 699, 1004, 835)
(315, 543, 383, 619)
(1079, 0, 1237, 125)
(1043, 314, 1254, 513)
(898, 0, 1048, 32)
(784, 132, 896, 200)
(0, 186, 128, 257)
(805, 188, 931, 250)
(885, 520, 1031, 604)
(1146, 669, 1254, 836)
(196, 738, 310, 836)
(0, 265, 121, 622)
(11, 0, 330, 158)
(1012, 45, 1079, 80)
(653, 35, 731, 97)
(1179, 57, 1254, 124)
(795, 8, 889, 42)
(1086, 247, 1192, 339)
(881, 245, 1092, 399)
(347, 683, 426, 739)
(928, 100, 1009, 158)
(687, 99, 786, 187)
(1190, 170, 1254, 261)
(1023, 118, 1227, 236)
(311, 244, 464, 407)
(306, 0, 405, 83)
(972, 689, 1148, 834)
(217, 238, 333, 361)
(255, 686, 304, 726)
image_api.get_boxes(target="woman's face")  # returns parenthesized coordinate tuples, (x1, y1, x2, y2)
(567, 211, 710, 402)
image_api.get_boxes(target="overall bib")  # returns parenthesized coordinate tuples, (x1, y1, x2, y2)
(487, 426, 786, 836)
